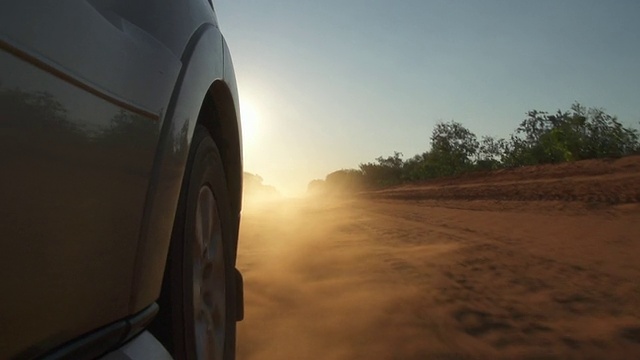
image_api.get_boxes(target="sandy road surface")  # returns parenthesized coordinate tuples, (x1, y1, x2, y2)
(236, 197, 640, 359)
(236, 157, 640, 359)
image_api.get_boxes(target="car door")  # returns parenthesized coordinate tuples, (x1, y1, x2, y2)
(0, 1, 181, 358)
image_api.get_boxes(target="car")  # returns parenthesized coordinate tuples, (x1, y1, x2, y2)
(0, 1, 243, 359)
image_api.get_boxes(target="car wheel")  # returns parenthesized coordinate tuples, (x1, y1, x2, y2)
(153, 125, 237, 360)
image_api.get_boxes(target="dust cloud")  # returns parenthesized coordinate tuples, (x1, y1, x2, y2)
(236, 159, 640, 359)
(237, 197, 435, 360)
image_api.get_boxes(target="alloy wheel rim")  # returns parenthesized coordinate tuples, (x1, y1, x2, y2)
(193, 185, 226, 360)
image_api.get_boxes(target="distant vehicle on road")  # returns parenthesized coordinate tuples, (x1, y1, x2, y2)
(0, 1, 243, 359)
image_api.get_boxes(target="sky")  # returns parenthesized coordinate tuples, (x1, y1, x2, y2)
(214, 0, 640, 196)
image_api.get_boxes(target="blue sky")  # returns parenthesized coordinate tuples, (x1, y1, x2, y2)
(215, 0, 640, 195)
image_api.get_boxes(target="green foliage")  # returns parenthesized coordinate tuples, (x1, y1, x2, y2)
(307, 169, 365, 194)
(359, 151, 404, 187)
(315, 103, 640, 193)
(429, 121, 479, 176)
(503, 103, 640, 166)
(326, 169, 365, 191)
(399, 122, 481, 181)
(401, 152, 431, 181)
(476, 136, 505, 170)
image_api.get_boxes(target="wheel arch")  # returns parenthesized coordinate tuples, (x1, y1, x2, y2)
(130, 24, 242, 314)
(199, 80, 243, 224)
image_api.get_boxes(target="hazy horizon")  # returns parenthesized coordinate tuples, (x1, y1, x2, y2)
(215, 0, 640, 196)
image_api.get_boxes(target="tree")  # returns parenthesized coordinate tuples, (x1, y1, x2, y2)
(244, 172, 279, 198)
(509, 109, 574, 164)
(307, 179, 326, 194)
(325, 169, 365, 192)
(359, 152, 404, 187)
(429, 121, 478, 176)
(583, 106, 639, 158)
(476, 136, 505, 170)
(505, 103, 640, 165)
(401, 152, 431, 181)
(319, 102, 639, 193)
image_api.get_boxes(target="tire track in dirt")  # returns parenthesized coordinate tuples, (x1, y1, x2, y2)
(355, 200, 640, 358)
(237, 195, 640, 359)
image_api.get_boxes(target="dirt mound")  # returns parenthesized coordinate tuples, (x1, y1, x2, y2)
(368, 155, 640, 204)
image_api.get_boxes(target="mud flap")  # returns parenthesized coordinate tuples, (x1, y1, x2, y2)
(235, 268, 244, 321)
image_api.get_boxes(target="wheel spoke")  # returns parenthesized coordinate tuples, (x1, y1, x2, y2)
(193, 185, 225, 360)
(195, 311, 211, 360)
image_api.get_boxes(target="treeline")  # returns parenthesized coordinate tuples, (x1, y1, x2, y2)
(309, 103, 640, 193)
(244, 172, 279, 200)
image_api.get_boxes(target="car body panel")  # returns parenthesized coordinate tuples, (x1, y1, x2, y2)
(0, 0, 242, 358)
(0, 0, 183, 118)
(221, 36, 244, 227)
(129, 24, 226, 313)
(101, 331, 172, 360)
(0, 46, 158, 359)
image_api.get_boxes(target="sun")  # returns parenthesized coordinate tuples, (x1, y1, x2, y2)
(240, 100, 260, 148)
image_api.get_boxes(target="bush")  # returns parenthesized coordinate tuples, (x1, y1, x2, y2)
(315, 103, 639, 193)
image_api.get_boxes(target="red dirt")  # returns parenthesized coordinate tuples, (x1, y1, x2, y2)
(369, 155, 640, 204)
(237, 156, 640, 359)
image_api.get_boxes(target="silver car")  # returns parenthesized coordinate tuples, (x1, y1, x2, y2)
(0, 1, 243, 359)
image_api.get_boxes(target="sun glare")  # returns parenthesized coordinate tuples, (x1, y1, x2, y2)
(240, 100, 260, 148)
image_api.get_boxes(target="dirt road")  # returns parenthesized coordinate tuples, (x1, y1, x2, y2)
(237, 158, 640, 359)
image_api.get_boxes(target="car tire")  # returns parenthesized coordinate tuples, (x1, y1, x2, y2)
(152, 125, 237, 360)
